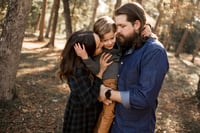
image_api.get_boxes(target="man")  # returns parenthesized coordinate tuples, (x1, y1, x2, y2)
(99, 2, 169, 133)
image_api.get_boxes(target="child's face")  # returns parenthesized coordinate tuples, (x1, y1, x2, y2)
(93, 33, 103, 56)
(101, 31, 116, 50)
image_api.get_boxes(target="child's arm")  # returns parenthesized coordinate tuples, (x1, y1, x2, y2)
(74, 43, 99, 74)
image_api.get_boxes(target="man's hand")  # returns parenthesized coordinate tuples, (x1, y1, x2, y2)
(98, 85, 112, 105)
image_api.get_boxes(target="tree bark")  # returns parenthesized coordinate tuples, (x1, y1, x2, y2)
(175, 29, 189, 57)
(0, 0, 32, 101)
(88, 0, 98, 30)
(136, 0, 142, 4)
(45, 2, 54, 38)
(153, 0, 164, 33)
(38, 0, 47, 41)
(62, 0, 72, 40)
(114, 0, 121, 9)
(191, 40, 200, 62)
(45, 0, 60, 48)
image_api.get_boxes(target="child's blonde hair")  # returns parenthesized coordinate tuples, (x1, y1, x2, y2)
(93, 16, 116, 39)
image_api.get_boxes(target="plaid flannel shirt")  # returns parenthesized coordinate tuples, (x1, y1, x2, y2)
(63, 68, 103, 133)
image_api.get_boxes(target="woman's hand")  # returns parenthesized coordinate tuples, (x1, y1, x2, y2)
(74, 43, 89, 59)
(141, 24, 152, 37)
(96, 52, 112, 79)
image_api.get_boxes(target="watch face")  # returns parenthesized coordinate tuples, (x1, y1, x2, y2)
(105, 90, 111, 99)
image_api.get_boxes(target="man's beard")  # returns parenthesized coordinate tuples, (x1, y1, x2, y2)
(117, 32, 140, 50)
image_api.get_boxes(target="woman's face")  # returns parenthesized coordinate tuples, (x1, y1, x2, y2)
(93, 33, 103, 56)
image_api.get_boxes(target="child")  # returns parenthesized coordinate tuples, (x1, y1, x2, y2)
(58, 30, 112, 133)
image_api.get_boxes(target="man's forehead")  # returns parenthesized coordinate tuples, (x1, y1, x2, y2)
(115, 15, 128, 23)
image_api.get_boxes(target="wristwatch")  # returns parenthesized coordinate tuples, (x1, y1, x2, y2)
(105, 89, 111, 99)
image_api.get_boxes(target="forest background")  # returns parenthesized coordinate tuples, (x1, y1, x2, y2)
(0, 0, 200, 132)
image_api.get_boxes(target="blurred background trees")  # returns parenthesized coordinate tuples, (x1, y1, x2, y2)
(0, 0, 199, 100)
(1, 0, 199, 56)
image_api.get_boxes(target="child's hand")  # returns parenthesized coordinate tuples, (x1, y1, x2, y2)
(74, 43, 88, 59)
(96, 53, 113, 79)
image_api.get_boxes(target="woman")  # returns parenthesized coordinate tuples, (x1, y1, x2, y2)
(57, 30, 112, 133)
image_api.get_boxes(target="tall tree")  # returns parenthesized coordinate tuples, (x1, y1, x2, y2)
(45, 2, 54, 38)
(38, 0, 47, 41)
(153, 0, 164, 33)
(114, 0, 121, 9)
(0, 0, 32, 101)
(111, 0, 121, 18)
(191, 39, 200, 63)
(88, 0, 98, 30)
(45, 0, 60, 48)
(62, 0, 72, 39)
(136, 0, 142, 4)
(175, 0, 198, 57)
(175, 27, 189, 57)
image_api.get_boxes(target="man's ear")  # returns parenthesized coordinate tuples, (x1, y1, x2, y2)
(134, 20, 141, 32)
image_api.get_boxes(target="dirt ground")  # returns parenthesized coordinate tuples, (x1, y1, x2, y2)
(0, 37, 200, 133)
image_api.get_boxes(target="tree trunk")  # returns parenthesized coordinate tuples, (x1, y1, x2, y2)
(191, 39, 200, 62)
(34, 13, 41, 32)
(88, 0, 98, 30)
(0, 0, 32, 101)
(45, 2, 54, 38)
(38, 0, 47, 41)
(114, 0, 121, 9)
(153, 0, 164, 33)
(166, 0, 179, 51)
(45, 0, 60, 48)
(175, 0, 198, 57)
(136, 0, 142, 4)
(113, 0, 121, 17)
(62, 0, 72, 40)
(175, 29, 189, 57)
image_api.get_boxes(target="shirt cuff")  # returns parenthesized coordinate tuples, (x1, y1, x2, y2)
(120, 91, 130, 109)
(83, 57, 92, 62)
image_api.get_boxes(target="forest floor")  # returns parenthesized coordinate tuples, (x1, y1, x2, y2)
(0, 36, 200, 133)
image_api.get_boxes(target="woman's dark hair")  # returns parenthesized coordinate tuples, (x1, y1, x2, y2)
(58, 30, 96, 81)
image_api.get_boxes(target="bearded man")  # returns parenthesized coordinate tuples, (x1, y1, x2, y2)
(99, 2, 169, 133)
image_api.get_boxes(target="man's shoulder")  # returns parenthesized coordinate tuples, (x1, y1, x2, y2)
(146, 37, 165, 50)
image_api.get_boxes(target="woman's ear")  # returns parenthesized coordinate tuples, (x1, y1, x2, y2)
(133, 20, 141, 33)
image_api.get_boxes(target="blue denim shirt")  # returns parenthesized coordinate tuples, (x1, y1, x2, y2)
(111, 37, 169, 133)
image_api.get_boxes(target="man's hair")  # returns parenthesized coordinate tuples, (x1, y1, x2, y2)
(115, 2, 146, 33)
(115, 2, 147, 49)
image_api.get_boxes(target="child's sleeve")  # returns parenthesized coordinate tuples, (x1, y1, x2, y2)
(83, 57, 100, 75)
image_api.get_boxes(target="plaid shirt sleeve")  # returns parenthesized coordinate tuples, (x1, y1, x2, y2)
(68, 68, 102, 108)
